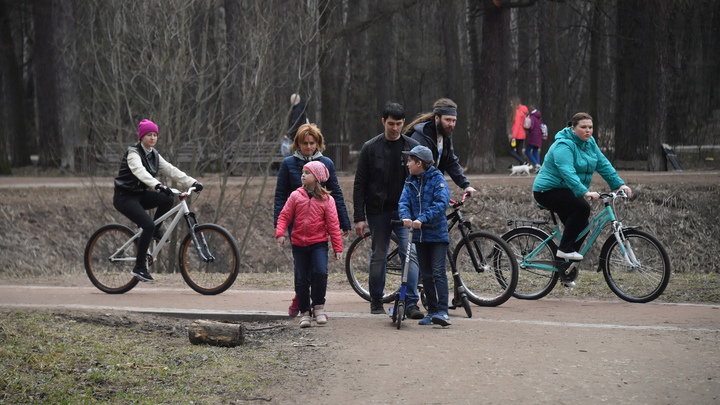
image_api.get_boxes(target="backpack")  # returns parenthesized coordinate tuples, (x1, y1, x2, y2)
(523, 114, 532, 129)
(541, 123, 548, 140)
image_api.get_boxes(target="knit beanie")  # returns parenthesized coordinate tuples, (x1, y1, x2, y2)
(303, 161, 329, 183)
(138, 119, 159, 140)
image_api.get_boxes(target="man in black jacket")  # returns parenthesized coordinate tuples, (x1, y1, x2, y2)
(353, 103, 424, 318)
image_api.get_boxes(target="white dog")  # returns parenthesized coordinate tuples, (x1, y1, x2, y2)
(509, 163, 532, 176)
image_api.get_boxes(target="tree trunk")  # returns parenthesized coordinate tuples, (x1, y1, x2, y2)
(33, 0, 61, 168)
(0, 0, 27, 171)
(646, 2, 671, 171)
(470, 0, 508, 173)
(188, 319, 246, 347)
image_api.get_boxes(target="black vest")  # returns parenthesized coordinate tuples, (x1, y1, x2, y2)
(114, 143, 159, 194)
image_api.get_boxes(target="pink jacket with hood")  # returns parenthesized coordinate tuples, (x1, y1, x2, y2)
(275, 187, 343, 253)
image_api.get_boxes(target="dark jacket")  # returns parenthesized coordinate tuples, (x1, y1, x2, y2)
(353, 133, 419, 223)
(407, 121, 470, 189)
(274, 154, 350, 231)
(287, 102, 308, 139)
(398, 165, 450, 243)
(114, 143, 158, 194)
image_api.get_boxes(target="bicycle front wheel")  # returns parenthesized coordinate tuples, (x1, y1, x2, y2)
(501, 227, 559, 300)
(84, 224, 139, 294)
(600, 229, 671, 303)
(452, 231, 518, 307)
(179, 224, 240, 295)
(345, 232, 401, 303)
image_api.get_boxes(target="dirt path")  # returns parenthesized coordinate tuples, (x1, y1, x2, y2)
(1, 282, 718, 404)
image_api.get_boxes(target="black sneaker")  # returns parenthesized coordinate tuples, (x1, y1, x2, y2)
(405, 305, 425, 319)
(370, 299, 385, 314)
(131, 266, 154, 282)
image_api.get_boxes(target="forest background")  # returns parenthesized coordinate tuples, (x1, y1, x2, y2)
(1, 0, 719, 176)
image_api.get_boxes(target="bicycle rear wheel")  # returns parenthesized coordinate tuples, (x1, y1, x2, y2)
(84, 224, 139, 294)
(600, 229, 671, 303)
(345, 232, 401, 303)
(179, 224, 240, 295)
(452, 231, 518, 307)
(501, 227, 559, 300)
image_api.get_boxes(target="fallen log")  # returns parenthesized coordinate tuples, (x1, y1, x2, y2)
(188, 319, 245, 347)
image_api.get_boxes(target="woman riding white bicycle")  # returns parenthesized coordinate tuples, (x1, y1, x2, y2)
(113, 119, 203, 282)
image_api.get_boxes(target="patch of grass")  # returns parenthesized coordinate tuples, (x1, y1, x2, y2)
(0, 311, 302, 404)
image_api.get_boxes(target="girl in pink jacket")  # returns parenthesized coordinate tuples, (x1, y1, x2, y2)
(276, 161, 342, 328)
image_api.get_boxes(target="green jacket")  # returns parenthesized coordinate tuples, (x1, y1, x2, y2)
(532, 127, 624, 197)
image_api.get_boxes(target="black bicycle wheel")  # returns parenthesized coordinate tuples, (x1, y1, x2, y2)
(461, 295, 472, 318)
(600, 229, 671, 303)
(501, 227, 559, 300)
(84, 224, 139, 294)
(179, 224, 240, 295)
(396, 301, 405, 330)
(452, 231, 518, 307)
(344, 231, 401, 303)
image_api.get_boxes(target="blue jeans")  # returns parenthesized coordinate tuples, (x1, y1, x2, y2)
(367, 211, 420, 306)
(416, 242, 449, 314)
(292, 242, 329, 313)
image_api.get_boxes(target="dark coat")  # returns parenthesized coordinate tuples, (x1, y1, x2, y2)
(407, 121, 470, 189)
(273, 154, 350, 231)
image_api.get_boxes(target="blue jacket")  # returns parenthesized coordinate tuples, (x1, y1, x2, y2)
(273, 153, 351, 231)
(533, 127, 625, 197)
(398, 165, 450, 243)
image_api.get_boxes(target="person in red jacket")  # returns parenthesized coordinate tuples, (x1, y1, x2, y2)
(509, 97, 530, 165)
(276, 161, 343, 328)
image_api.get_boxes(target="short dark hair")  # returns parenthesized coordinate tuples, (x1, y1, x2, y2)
(569, 112, 593, 128)
(383, 102, 405, 120)
(408, 155, 433, 170)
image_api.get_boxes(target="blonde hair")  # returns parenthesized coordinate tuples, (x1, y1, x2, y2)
(292, 123, 325, 152)
(303, 170, 331, 200)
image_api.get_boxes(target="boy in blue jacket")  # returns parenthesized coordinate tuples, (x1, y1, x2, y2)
(398, 146, 452, 326)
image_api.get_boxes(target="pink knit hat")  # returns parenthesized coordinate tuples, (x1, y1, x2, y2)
(303, 161, 329, 183)
(138, 119, 159, 140)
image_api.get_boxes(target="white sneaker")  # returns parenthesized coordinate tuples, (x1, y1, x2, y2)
(556, 250, 583, 260)
(299, 312, 312, 328)
(313, 305, 328, 325)
(561, 280, 577, 288)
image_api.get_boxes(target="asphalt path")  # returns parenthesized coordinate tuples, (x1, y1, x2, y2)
(1, 283, 719, 404)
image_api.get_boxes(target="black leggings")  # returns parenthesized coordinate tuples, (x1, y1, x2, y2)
(509, 139, 526, 165)
(533, 188, 590, 253)
(113, 189, 173, 266)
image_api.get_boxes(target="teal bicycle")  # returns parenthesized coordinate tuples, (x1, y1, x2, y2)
(501, 190, 671, 303)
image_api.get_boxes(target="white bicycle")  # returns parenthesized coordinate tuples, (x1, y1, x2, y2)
(84, 187, 240, 295)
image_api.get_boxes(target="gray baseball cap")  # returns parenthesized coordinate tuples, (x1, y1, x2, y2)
(402, 145, 434, 165)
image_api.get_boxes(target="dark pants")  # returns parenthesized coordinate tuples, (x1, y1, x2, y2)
(113, 189, 174, 267)
(533, 189, 590, 253)
(292, 242, 329, 313)
(509, 139, 526, 165)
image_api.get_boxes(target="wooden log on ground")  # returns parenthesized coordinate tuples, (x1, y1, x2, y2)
(188, 319, 245, 347)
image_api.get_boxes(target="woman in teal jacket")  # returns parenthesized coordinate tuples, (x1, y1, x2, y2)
(532, 112, 633, 261)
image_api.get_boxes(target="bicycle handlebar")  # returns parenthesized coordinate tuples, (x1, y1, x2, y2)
(390, 219, 434, 230)
(449, 192, 471, 208)
(173, 186, 198, 200)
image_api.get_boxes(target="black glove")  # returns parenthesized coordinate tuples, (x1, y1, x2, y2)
(192, 182, 204, 192)
(155, 183, 173, 197)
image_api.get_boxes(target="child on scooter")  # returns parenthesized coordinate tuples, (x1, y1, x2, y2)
(398, 146, 452, 326)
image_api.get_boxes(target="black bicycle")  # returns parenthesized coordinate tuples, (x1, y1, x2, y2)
(345, 194, 519, 311)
